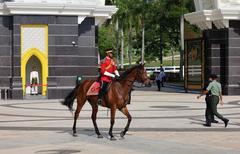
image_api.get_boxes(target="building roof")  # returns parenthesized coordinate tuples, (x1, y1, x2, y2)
(7, 0, 105, 6)
(0, 0, 117, 25)
(185, 0, 240, 30)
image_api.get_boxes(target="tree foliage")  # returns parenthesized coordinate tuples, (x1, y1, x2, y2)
(98, 24, 116, 57)
(99, 0, 195, 63)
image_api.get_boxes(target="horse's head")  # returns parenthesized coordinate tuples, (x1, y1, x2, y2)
(135, 64, 151, 86)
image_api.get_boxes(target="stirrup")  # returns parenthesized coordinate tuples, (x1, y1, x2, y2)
(97, 99, 102, 105)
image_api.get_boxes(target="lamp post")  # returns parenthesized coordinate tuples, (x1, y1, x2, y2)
(140, 0, 146, 64)
(179, 0, 184, 80)
(115, 18, 119, 68)
(159, 30, 163, 65)
(141, 0, 151, 64)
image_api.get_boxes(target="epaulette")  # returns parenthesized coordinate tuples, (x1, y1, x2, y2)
(100, 58, 106, 64)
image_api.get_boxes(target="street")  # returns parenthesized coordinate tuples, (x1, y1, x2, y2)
(0, 86, 240, 154)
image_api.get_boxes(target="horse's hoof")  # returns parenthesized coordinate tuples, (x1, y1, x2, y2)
(120, 131, 125, 138)
(73, 132, 78, 137)
(110, 136, 117, 141)
(97, 134, 103, 138)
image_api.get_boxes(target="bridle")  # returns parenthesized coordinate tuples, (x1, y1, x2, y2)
(124, 66, 148, 86)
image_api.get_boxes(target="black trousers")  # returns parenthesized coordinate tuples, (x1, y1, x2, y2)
(205, 96, 215, 124)
(210, 95, 228, 122)
(156, 80, 161, 91)
(98, 81, 109, 100)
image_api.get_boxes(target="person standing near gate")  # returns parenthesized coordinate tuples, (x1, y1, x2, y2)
(197, 76, 218, 126)
(30, 66, 39, 95)
(97, 49, 120, 105)
(197, 74, 229, 127)
(160, 65, 165, 87)
(155, 70, 165, 91)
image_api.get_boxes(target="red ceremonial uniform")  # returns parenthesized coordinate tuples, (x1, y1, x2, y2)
(100, 56, 117, 82)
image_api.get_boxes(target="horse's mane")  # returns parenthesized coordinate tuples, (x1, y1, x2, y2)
(119, 65, 140, 80)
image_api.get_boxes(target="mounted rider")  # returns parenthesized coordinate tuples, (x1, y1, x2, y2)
(97, 48, 120, 105)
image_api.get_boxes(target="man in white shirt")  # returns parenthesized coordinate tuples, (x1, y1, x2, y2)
(30, 67, 39, 95)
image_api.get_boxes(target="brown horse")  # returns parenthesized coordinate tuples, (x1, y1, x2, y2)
(61, 64, 151, 140)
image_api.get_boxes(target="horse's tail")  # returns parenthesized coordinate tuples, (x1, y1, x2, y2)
(61, 84, 80, 111)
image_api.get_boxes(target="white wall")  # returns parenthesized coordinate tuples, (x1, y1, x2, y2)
(218, 0, 240, 9)
(194, 0, 240, 11)
(194, 0, 215, 11)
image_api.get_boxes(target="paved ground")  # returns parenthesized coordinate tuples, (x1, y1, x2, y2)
(0, 85, 240, 154)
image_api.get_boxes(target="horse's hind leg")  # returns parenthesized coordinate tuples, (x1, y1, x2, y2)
(109, 106, 117, 141)
(120, 107, 132, 138)
(72, 96, 86, 137)
(90, 102, 103, 138)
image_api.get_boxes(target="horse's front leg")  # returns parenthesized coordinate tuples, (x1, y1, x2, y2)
(109, 105, 117, 140)
(120, 107, 132, 138)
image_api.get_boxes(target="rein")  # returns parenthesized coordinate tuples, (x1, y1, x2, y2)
(125, 79, 135, 83)
(119, 67, 141, 87)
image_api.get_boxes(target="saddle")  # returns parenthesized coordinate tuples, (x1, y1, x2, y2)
(86, 82, 101, 96)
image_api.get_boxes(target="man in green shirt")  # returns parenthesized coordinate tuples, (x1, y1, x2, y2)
(197, 74, 229, 127)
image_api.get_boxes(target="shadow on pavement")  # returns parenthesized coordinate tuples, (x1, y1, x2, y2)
(36, 149, 81, 154)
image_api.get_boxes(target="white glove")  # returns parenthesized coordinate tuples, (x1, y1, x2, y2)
(104, 71, 115, 78)
(114, 70, 120, 77)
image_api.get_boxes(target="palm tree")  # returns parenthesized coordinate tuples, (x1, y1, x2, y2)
(107, 0, 150, 68)
(127, 19, 133, 66)
(130, 0, 151, 64)
(111, 0, 128, 69)
(112, 0, 134, 68)
(124, 0, 135, 66)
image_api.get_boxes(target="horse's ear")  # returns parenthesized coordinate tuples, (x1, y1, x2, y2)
(140, 63, 145, 67)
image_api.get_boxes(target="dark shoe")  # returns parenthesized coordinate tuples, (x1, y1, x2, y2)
(203, 123, 211, 127)
(97, 99, 102, 105)
(224, 119, 229, 128)
(212, 120, 219, 123)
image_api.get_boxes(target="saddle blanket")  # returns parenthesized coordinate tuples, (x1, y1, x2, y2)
(87, 82, 100, 96)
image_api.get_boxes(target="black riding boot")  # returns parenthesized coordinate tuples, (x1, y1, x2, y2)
(97, 91, 103, 105)
(97, 81, 109, 105)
